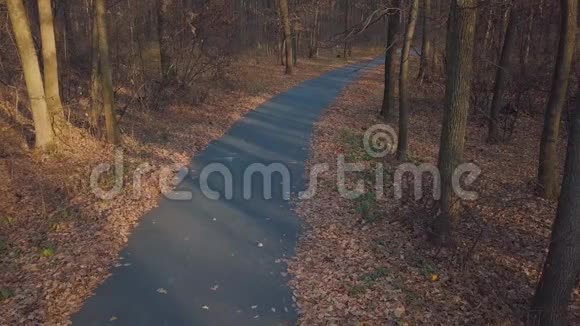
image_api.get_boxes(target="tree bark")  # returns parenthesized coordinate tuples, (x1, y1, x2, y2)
(293, 31, 298, 65)
(530, 88, 580, 325)
(38, 0, 66, 128)
(279, 31, 285, 65)
(380, 3, 399, 120)
(538, 0, 577, 200)
(89, 5, 101, 131)
(95, 0, 120, 144)
(488, 5, 516, 143)
(7, 0, 55, 148)
(309, 2, 320, 58)
(433, 0, 477, 240)
(343, 0, 350, 60)
(482, 5, 494, 53)
(418, 0, 432, 81)
(157, 0, 171, 79)
(278, 0, 293, 74)
(38, 0, 65, 125)
(397, 0, 419, 161)
(520, 2, 534, 68)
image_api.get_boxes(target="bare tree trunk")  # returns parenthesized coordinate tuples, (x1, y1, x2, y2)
(89, 6, 101, 132)
(418, 0, 432, 81)
(530, 88, 580, 325)
(38, 0, 65, 129)
(343, 0, 350, 60)
(279, 31, 285, 65)
(538, 0, 577, 200)
(7, 0, 55, 148)
(293, 31, 298, 65)
(397, 0, 419, 160)
(521, 2, 534, 68)
(309, 2, 320, 58)
(297, 31, 301, 62)
(315, 6, 321, 58)
(278, 0, 293, 74)
(380, 3, 399, 120)
(482, 5, 494, 52)
(95, 0, 119, 144)
(488, 5, 516, 143)
(433, 0, 477, 241)
(157, 0, 171, 79)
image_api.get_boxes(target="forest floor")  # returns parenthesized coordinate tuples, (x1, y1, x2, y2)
(0, 53, 374, 325)
(289, 58, 580, 325)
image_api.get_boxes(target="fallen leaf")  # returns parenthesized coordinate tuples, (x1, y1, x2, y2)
(156, 288, 168, 294)
(394, 306, 406, 318)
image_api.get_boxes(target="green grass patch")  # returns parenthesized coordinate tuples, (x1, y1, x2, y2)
(0, 288, 14, 301)
(355, 191, 378, 222)
(41, 245, 56, 258)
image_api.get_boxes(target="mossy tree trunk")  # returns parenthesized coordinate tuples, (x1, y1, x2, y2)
(7, 0, 55, 148)
(433, 0, 477, 241)
(397, 0, 419, 160)
(538, 0, 577, 200)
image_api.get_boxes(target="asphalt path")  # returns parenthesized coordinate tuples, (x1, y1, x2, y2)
(72, 59, 382, 326)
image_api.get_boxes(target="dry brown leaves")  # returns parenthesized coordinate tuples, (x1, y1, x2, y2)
(289, 61, 579, 325)
(0, 54, 353, 325)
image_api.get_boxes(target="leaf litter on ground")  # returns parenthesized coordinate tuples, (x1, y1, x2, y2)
(288, 61, 580, 325)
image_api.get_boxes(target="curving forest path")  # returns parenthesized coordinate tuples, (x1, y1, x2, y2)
(72, 59, 381, 325)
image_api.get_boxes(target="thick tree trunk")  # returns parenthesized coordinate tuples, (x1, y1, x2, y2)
(95, 0, 119, 144)
(278, 0, 293, 74)
(380, 4, 399, 120)
(38, 0, 66, 128)
(488, 6, 516, 143)
(418, 0, 432, 81)
(397, 0, 419, 160)
(538, 0, 577, 200)
(157, 0, 171, 79)
(433, 0, 477, 240)
(530, 89, 580, 325)
(7, 0, 55, 148)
